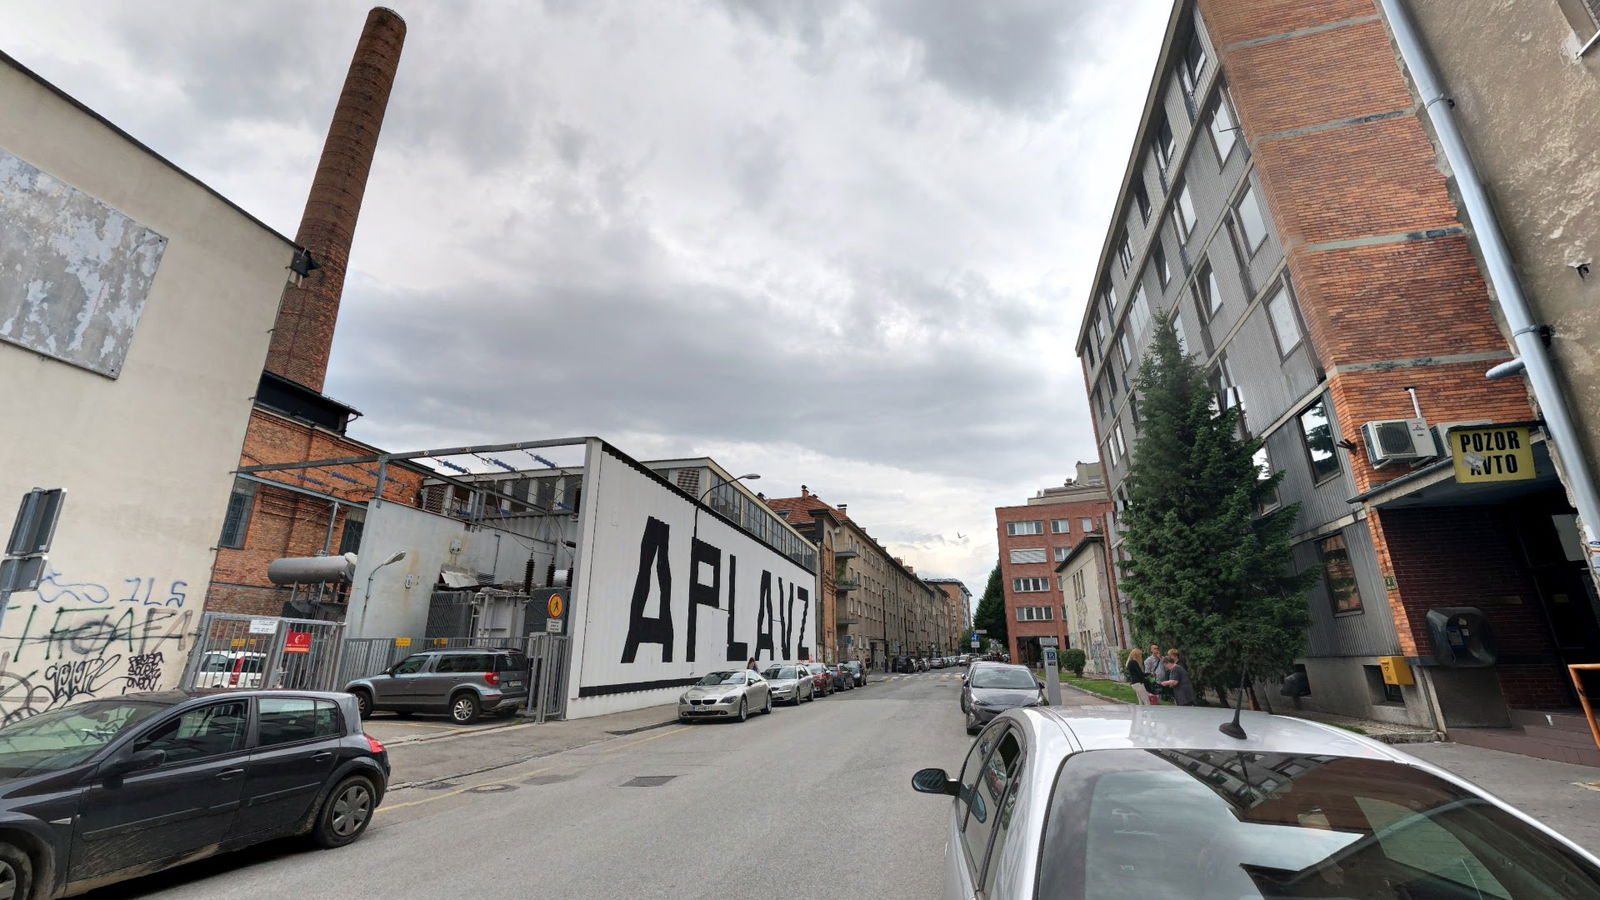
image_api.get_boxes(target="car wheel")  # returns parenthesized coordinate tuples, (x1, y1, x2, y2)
(965, 708, 979, 735)
(313, 775, 376, 849)
(764, 693, 773, 715)
(449, 692, 481, 725)
(352, 689, 373, 720)
(737, 698, 748, 722)
(0, 841, 33, 900)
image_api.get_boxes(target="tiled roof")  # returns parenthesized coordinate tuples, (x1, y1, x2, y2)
(764, 494, 844, 527)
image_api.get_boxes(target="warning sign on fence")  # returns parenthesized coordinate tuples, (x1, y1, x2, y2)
(285, 632, 312, 655)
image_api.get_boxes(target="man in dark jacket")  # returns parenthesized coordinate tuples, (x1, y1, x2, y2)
(1160, 649, 1198, 706)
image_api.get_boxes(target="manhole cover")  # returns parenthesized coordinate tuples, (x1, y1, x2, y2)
(469, 783, 517, 794)
(622, 775, 677, 788)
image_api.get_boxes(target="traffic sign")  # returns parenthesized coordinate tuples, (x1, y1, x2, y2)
(970, 638, 980, 649)
(6, 488, 64, 556)
(284, 632, 312, 655)
(548, 593, 565, 619)
(546, 618, 563, 634)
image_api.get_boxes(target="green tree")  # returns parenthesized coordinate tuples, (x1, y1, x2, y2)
(972, 562, 1008, 649)
(1119, 311, 1318, 699)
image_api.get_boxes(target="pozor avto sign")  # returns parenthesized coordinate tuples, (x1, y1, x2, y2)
(572, 446, 814, 700)
(1450, 424, 1536, 484)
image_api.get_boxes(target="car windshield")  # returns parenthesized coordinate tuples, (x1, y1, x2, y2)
(0, 699, 168, 776)
(808, 664, 827, 674)
(763, 667, 797, 680)
(696, 672, 744, 686)
(969, 668, 1037, 690)
(1037, 748, 1600, 899)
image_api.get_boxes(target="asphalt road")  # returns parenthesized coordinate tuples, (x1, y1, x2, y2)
(99, 670, 1091, 899)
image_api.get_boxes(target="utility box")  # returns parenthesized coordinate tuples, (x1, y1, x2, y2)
(1378, 656, 1414, 686)
(1426, 607, 1496, 668)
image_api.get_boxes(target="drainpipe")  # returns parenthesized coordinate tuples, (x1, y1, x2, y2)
(1379, 0, 1600, 566)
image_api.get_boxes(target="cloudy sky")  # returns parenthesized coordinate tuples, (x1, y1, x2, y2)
(5, 0, 1168, 599)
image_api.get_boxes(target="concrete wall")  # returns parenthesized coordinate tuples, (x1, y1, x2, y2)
(1406, 0, 1600, 485)
(0, 57, 295, 720)
(565, 444, 815, 718)
(344, 501, 487, 639)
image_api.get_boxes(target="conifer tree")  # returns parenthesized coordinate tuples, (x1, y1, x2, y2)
(972, 562, 1008, 649)
(1118, 312, 1317, 698)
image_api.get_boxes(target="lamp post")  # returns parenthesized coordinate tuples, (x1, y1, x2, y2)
(356, 550, 407, 638)
(693, 473, 761, 542)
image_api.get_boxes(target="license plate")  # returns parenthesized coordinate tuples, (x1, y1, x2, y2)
(506, 681, 523, 688)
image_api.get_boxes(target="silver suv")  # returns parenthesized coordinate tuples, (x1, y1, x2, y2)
(344, 648, 528, 724)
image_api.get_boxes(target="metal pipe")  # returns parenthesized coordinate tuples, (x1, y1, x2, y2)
(1379, 0, 1600, 561)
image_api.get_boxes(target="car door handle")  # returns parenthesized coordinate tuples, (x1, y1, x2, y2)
(217, 768, 245, 782)
(310, 751, 334, 762)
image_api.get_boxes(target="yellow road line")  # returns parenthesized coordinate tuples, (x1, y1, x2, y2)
(597, 726, 689, 753)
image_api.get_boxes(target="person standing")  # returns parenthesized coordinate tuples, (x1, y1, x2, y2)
(1125, 649, 1155, 704)
(746, 657, 759, 672)
(1161, 649, 1197, 706)
(1144, 644, 1162, 679)
(1146, 646, 1169, 702)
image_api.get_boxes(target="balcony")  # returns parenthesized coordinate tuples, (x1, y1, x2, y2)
(834, 548, 859, 560)
(835, 577, 859, 593)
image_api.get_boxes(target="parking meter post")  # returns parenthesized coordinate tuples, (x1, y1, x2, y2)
(1039, 638, 1062, 706)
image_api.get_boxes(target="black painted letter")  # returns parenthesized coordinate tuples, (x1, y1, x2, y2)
(620, 517, 673, 664)
(686, 538, 721, 663)
(726, 554, 748, 661)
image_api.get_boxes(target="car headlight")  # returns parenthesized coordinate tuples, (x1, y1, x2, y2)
(679, 694, 689, 703)
(718, 694, 737, 703)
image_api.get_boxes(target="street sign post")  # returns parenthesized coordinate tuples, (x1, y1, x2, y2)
(1039, 639, 1063, 706)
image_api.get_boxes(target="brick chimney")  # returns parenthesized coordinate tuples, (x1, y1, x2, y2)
(265, 7, 406, 392)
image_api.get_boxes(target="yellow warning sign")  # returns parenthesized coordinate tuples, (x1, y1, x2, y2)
(548, 593, 565, 619)
(231, 638, 246, 648)
(394, 637, 412, 648)
(1451, 425, 1536, 484)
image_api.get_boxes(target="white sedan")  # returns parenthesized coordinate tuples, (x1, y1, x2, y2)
(678, 670, 772, 722)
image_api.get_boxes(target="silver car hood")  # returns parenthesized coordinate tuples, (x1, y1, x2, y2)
(684, 686, 740, 699)
(766, 678, 801, 687)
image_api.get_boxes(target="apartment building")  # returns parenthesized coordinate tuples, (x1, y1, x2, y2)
(994, 463, 1113, 665)
(1075, 0, 1597, 744)
(925, 578, 974, 654)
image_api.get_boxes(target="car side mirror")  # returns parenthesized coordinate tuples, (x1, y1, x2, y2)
(911, 767, 960, 796)
(107, 747, 166, 778)
(1036, 677, 1046, 688)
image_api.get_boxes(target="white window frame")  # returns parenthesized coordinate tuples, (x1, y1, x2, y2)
(1080, 517, 1095, 532)
(1012, 578, 1049, 594)
(1265, 281, 1304, 358)
(1051, 519, 1071, 534)
(1209, 87, 1240, 163)
(1235, 181, 1269, 255)
(1175, 183, 1197, 241)
(1007, 521, 1044, 537)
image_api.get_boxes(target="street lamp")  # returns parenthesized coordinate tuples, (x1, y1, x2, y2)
(693, 473, 760, 542)
(357, 550, 407, 637)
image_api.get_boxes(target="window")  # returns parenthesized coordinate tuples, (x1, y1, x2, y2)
(1254, 445, 1281, 512)
(1009, 548, 1047, 565)
(1116, 232, 1134, 275)
(1153, 116, 1176, 173)
(1153, 243, 1170, 288)
(1017, 606, 1054, 621)
(1234, 182, 1269, 254)
(392, 655, 429, 675)
(1209, 87, 1240, 162)
(436, 653, 494, 674)
(1054, 547, 1070, 562)
(1318, 532, 1363, 613)
(1013, 578, 1049, 593)
(1179, 32, 1209, 98)
(1051, 519, 1071, 534)
(1091, 306, 1107, 345)
(1071, 570, 1086, 599)
(1095, 384, 1109, 418)
(1085, 338, 1097, 368)
(1265, 281, 1304, 356)
(1117, 329, 1133, 366)
(1196, 261, 1222, 319)
(1007, 521, 1044, 537)
(1112, 423, 1128, 465)
(1172, 311, 1190, 355)
(1211, 354, 1240, 414)
(257, 697, 342, 747)
(136, 701, 248, 764)
(1129, 284, 1150, 335)
(1174, 182, 1196, 240)
(220, 479, 256, 549)
(1080, 518, 1095, 532)
(1299, 399, 1340, 484)
(1132, 180, 1151, 224)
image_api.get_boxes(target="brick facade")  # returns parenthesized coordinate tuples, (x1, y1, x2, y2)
(996, 497, 1111, 662)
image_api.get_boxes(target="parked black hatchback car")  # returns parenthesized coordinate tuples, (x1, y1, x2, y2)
(0, 689, 388, 899)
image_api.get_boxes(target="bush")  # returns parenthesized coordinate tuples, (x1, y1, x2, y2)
(1061, 648, 1087, 677)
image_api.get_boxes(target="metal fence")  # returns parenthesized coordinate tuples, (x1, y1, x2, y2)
(525, 633, 570, 722)
(179, 612, 347, 692)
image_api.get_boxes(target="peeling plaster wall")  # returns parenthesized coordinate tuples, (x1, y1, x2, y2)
(0, 57, 295, 721)
(0, 148, 167, 378)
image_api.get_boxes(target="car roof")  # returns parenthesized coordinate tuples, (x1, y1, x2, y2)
(118, 689, 356, 706)
(422, 647, 521, 654)
(1022, 706, 1396, 761)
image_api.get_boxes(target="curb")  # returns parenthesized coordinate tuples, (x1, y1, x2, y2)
(604, 719, 680, 736)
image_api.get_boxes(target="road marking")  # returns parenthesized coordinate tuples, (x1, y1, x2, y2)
(598, 726, 689, 753)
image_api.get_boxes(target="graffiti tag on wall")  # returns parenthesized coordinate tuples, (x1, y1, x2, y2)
(0, 569, 191, 723)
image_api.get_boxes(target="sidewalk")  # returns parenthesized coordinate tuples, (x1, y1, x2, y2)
(378, 703, 679, 789)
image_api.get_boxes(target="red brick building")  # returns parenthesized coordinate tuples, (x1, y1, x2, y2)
(995, 465, 1112, 665)
(1075, 0, 1597, 745)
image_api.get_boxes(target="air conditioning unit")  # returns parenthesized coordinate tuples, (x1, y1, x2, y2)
(1362, 418, 1437, 468)
(1433, 421, 1493, 459)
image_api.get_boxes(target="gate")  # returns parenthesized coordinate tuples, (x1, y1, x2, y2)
(180, 613, 346, 692)
(524, 633, 571, 723)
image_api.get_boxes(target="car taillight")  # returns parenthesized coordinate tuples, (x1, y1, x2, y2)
(365, 734, 386, 754)
(483, 671, 500, 687)
(228, 672, 239, 686)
